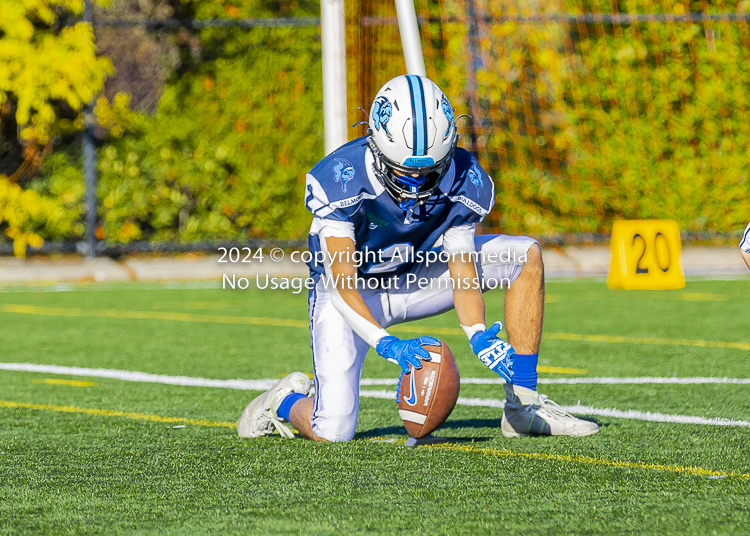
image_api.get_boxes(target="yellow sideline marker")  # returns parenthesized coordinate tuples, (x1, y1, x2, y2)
(2, 399, 747, 480)
(2, 304, 748, 354)
(0, 400, 236, 429)
(425, 443, 750, 480)
(32, 379, 97, 387)
(607, 219, 685, 290)
(152, 300, 232, 310)
(545, 332, 750, 351)
(535, 365, 588, 374)
(0, 304, 308, 328)
(678, 293, 729, 302)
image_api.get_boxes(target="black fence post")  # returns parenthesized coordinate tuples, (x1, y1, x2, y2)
(82, 0, 98, 258)
(463, 0, 482, 160)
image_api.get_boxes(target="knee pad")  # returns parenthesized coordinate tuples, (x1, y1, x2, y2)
(311, 411, 357, 442)
(310, 383, 359, 442)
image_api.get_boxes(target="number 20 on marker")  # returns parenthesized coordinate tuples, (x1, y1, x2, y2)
(607, 220, 685, 290)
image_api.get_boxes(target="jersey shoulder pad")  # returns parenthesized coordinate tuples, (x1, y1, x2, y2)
(305, 137, 377, 221)
(446, 148, 495, 218)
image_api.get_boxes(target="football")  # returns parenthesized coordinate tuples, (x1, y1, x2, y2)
(396, 340, 460, 438)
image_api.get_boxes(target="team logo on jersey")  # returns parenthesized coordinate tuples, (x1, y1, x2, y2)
(441, 94, 454, 140)
(371, 96, 393, 141)
(332, 159, 355, 193)
(367, 214, 389, 230)
(467, 163, 483, 195)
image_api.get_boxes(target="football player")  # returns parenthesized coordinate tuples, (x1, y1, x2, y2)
(239, 75, 598, 441)
(741, 222, 750, 270)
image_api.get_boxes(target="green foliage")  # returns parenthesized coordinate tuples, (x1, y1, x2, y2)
(28, 151, 87, 231)
(0, 173, 79, 256)
(0, 0, 111, 255)
(24, 0, 750, 246)
(552, 0, 750, 235)
(89, 2, 322, 243)
(0, 0, 112, 144)
(435, 0, 750, 237)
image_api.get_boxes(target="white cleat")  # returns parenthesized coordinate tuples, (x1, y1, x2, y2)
(238, 372, 312, 439)
(502, 384, 599, 438)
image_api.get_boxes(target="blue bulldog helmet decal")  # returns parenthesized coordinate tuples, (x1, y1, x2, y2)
(333, 159, 355, 193)
(371, 96, 393, 141)
(467, 163, 483, 195)
(441, 94, 454, 140)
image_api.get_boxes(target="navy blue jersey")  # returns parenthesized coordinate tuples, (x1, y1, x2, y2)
(305, 136, 494, 278)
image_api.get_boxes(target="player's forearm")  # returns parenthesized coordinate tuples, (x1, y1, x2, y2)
(448, 257, 485, 333)
(327, 284, 388, 347)
(329, 244, 383, 333)
(742, 250, 750, 270)
(453, 287, 485, 328)
(337, 286, 382, 329)
(321, 235, 388, 346)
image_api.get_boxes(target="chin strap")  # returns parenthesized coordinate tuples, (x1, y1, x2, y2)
(398, 186, 419, 210)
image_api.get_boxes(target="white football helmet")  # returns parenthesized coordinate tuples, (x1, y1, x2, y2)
(366, 75, 459, 209)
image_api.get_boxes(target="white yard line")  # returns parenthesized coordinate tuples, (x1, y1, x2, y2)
(539, 377, 750, 384)
(2, 362, 749, 428)
(357, 390, 750, 428)
(3, 363, 750, 387)
(0, 362, 278, 391)
(562, 404, 750, 427)
(363, 376, 750, 385)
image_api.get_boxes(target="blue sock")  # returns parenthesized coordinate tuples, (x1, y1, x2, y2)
(277, 392, 307, 421)
(512, 353, 539, 391)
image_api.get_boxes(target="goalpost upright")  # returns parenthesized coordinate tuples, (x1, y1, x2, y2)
(395, 0, 426, 77)
(321, 0, 427, 155)
(321, 0, 348, 155)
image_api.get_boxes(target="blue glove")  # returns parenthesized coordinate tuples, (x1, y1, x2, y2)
(376, 335, 440, 374)
(470, 321, 514, 382)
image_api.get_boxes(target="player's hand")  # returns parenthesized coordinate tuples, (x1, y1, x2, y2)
(470, 321, 514, 382)
(376, 335, 440, 374)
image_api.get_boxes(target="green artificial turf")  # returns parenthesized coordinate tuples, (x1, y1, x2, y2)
(1, 278, 749, 535)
